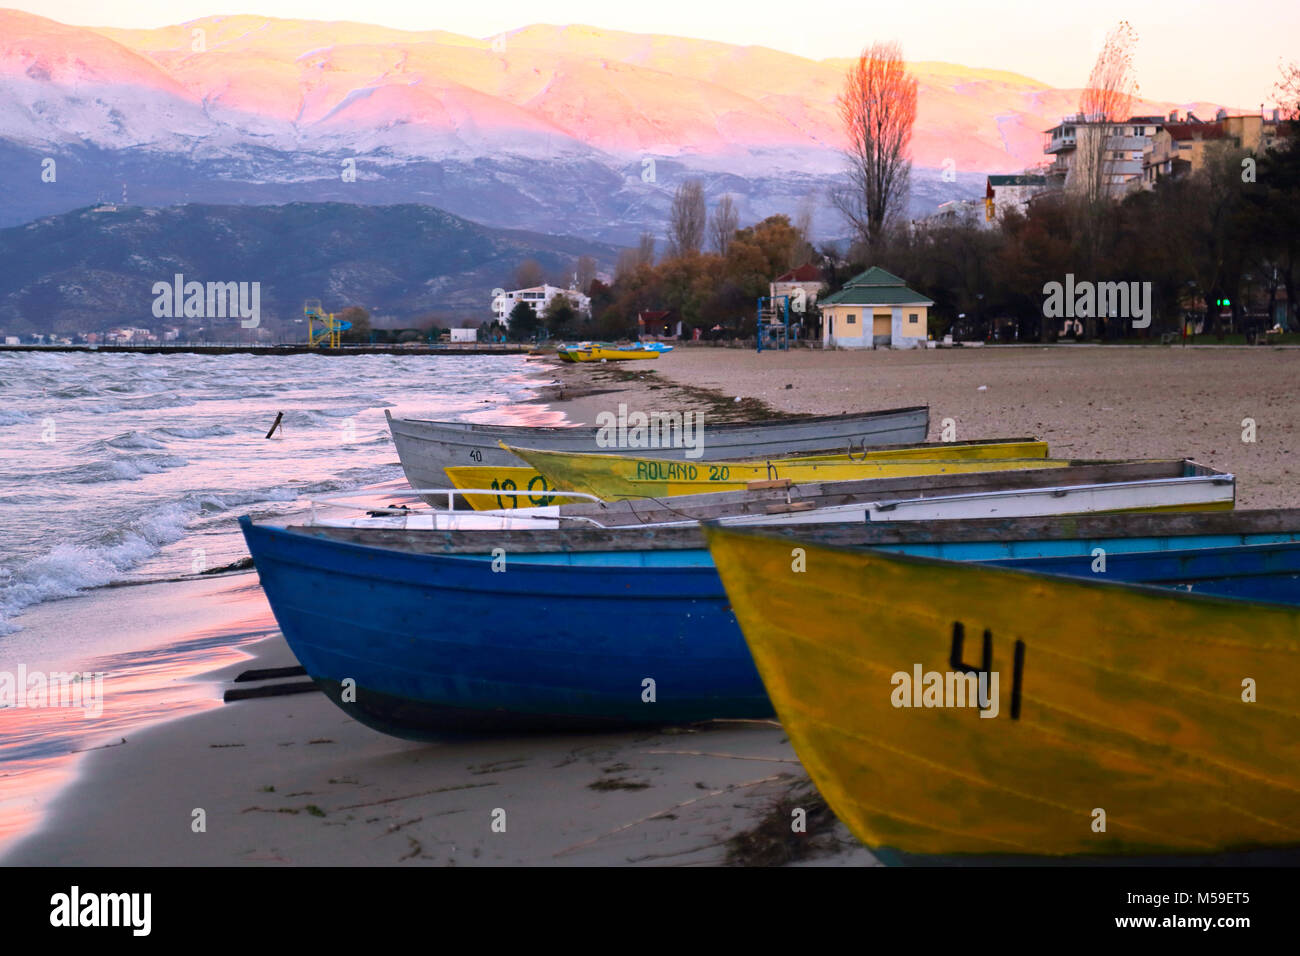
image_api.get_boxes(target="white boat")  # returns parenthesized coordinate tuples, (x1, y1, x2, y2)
(711, 474, 1235, 526)
(384, 405, 930, 497)
(302, 462, 1234, 534)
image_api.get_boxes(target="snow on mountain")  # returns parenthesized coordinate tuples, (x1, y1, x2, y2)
(0, 11, 1237, 242)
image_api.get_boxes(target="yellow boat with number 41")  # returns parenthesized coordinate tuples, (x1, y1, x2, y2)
(448, 439, 1049, 509)
(504, 442, 1071, 501)
(705, 525, 1300, 864)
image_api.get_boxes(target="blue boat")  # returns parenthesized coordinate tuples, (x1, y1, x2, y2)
(238, 510, 1300, 737)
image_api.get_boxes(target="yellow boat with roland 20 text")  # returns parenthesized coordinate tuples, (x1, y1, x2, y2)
(704, 525, 1300, 864)
(449, 439, 1049, 510)
(504, 443, 1073, 501)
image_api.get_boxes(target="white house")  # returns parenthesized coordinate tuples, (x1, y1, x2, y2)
(492, 285, 591, 325)
(817, 267, 933, 349)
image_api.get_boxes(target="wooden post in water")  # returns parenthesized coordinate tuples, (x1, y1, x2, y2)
(265, 411, 284, 439)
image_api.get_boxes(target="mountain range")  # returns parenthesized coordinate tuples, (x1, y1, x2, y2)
(0, 202, 620, 333)
(0, 10, 1236, 244)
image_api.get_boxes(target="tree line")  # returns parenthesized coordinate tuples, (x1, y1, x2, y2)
(491, 36, 1299, 344)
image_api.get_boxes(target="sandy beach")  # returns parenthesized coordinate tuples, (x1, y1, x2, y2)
(6, 344, 1296, 867)
(545, 345, 1299, 508)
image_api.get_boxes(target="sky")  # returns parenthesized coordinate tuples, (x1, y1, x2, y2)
(10, 0, 1297, 108)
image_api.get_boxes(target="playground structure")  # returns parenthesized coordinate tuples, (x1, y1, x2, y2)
(756, 295, 792, 352)
(304, 299, 352, 347)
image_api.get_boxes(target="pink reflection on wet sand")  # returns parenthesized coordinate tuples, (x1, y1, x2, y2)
(0, 578, 279, 853)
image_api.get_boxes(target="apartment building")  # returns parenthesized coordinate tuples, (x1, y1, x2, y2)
(1043, 114, 1166, 193)
(1142, 109, 1288, 186)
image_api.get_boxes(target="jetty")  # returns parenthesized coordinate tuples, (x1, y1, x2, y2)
(0, 343, 537, 357)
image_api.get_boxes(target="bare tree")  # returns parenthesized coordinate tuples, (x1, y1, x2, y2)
(709, 194, 739, 255)
(574, 255, 598, 293)
(791, 198, 816, 266)
(512, 259, 545, 289)
(667, 179, 707, 258)
(1076, 21, 1138, 207)
(615, 248, 639, 280)
(616, 237, 656, 280)
(1072, 21, 1138, 336)
(1275, 60, 1300, 118)
(832, 41, 917, 254)
(636, 232, 657, 267)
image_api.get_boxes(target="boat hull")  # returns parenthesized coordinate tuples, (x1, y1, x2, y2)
(242, 513, 1300, 736)
(444, 439, 1051, 510)
(508, 444, 1072, 500)
(239, 516, 768, 735)
(705, 526, 1300, 862)
(385, 405, 929, 496)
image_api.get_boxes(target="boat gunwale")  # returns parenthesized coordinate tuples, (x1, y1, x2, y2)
(704, 523, 1300, 614)
(270, 507, 1300, 557)
(386, 404, 930, 435)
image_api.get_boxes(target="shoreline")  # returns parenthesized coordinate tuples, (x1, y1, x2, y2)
(3, 574, 871, 866)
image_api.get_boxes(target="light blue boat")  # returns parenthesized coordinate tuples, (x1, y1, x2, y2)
(239, 510, 1300, 737)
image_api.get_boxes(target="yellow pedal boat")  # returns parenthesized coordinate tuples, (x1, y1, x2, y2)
(559, 344, 661, 362)
(705, 526, 1300, 863)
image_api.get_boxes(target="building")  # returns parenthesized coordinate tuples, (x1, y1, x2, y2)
(105, 327, 156, 343)
(1043, 114, 1165, 193)
(637, 310, 681, 340)
(916, 199, 990, 230)
(492, 285, 591, 325)
(769, 264, 828, 311)
(985, 174, 1050, 219)
(1142, 110, 1288, 187)
(817, 267, 933, 349)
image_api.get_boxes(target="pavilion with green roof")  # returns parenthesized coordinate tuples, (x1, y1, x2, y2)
(817, 267, 933, 349)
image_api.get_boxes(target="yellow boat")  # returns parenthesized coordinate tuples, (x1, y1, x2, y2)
(560, 344, 660, 362)
(504, 443, 1071, 501)
(763, 439, 1047, 464)
(705, 526, 1300, 863)
(444, 466, 560, 510)
(449, 439, 1049, 510)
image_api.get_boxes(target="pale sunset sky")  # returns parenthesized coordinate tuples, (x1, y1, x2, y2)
(11, 0, 1296, 108)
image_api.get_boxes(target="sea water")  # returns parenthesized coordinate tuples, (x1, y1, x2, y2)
(0, 350, 555, 638)
(0, 349, 558, 851)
